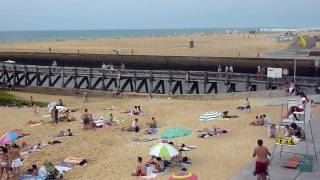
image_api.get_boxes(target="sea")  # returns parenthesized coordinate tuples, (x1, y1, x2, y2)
(0, 28, 311, 43)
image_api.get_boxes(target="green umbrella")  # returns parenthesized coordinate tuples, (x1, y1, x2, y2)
(160, 128, 191, 139)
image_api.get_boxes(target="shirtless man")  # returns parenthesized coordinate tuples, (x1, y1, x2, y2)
(253, 139, 271, 180)
(82, 109, 92, 130)
(10, 144, 23, 179)
(153, 157, 164, 173)
(132, 157, 147, 176)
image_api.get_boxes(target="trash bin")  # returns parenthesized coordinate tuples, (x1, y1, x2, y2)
(299, 155, 313, 172)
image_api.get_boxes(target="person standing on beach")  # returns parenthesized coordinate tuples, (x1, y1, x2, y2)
(225, 66, 229, 73)
(252, 139, 271, 180)
(83, 91, 88, 103)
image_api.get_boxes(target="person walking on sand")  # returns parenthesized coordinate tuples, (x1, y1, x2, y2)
(83, 91, 88, 103)
(253, 139, 271, 180)
(82, 109, 92, 130)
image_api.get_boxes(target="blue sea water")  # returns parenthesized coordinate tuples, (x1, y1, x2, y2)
(0, 28, 256, 42)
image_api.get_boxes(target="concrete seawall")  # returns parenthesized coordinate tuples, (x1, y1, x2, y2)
(0, 52, 318, 76)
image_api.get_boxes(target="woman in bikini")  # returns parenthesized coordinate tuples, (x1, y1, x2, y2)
(10, 144, 23, 179)
(0, 147, 10, 180)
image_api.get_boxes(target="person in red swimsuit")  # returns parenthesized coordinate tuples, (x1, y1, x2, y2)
(132, 157, 147, 176)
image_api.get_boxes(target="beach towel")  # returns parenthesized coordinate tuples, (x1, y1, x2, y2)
(30, 123, 44, 127)
(283, 155, 300, 169)
(147, 166, 169, 176)
(63, 156, 86, 165)
(199, 112, 222, 121)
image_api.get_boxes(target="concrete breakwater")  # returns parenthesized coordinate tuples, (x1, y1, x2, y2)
(0, 52, 319, 76)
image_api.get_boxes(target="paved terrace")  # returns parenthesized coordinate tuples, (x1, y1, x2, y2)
(232, 95, 320, 180)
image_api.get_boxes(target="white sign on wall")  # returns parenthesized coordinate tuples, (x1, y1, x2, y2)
(267, 67, 282, 78)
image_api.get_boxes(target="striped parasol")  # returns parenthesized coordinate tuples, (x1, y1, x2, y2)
(149, 143, 179, 159)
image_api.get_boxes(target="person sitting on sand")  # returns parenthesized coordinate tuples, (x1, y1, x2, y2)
(250, 116, 264, 126)
(146, 117, 157, 128)
(82, 109, 92, 130)
(132, 106, 139, 115)
(122, 119, 140, 132)
(27, 164, 39, 176)
(132, 157, 146, 176)
(146, 156, 157, 165)
(153, 157, 164, 173)
(262, 114, 271, 126)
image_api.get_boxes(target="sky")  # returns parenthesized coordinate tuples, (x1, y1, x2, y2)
(0, 0, 319, 31)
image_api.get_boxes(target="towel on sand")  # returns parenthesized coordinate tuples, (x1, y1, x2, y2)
(199, 112, 222, 121)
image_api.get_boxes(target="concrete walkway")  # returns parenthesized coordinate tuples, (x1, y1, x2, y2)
(231, 111, 320, 180)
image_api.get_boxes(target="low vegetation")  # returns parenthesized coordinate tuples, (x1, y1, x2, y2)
(0, 91, 47, 107)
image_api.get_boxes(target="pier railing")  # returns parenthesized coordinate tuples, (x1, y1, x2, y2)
(0, 63, 319, 94)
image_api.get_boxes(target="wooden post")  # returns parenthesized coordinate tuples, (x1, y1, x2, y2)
(13, 65, 17, 86)
(36, 66, 40, 86)
(204, 71, 208, 94)
(48, 66, 52, 87)
(150, 70, 154, 93)
(117, 70, 121, 89)
(102, 70, 106, 91)
(89, 68, 93, 89)
(24, 65, 28, 86)
(133, 72, 137, 92)
(61, 67, 65, 88)
(74, 68, 78, 89)
(168, 71, 172, 95)
(186, 71, 189, 94)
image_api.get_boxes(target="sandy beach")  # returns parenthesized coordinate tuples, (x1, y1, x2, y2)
(0, 91, 296, 180)
(0, 33, 290, 57)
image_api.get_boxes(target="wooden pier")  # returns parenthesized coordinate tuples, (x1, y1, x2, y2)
(0, 63, 319, 94)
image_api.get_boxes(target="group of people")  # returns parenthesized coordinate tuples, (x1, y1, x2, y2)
(102, 63, 114, 70)
(132, 142, 191, 177)
(284, 123, 305, 140)
(217, 65, 234, 73)
(0, 144, 23, 179)
(250, 114, 271, 126)
(130, 106, 144, 116)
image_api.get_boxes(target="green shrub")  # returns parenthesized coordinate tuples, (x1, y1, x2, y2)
(0, 91, 48, 107)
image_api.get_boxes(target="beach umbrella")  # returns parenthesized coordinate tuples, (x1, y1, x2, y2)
(47, 102, 57, 109)
(160, 128, 191, 139)
(168, 173, 198, 180)
(149, 143, 179, 159)
(0, 129, 24, 144)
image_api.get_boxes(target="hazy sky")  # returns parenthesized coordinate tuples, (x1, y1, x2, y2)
(0, 0, 319, 31)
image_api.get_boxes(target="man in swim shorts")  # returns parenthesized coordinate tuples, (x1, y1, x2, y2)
(253, 139, 271, 180)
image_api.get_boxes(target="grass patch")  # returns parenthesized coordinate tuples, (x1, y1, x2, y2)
(0, 91, 48, 107)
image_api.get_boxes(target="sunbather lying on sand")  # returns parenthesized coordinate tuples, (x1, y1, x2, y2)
(198, 126, 228, 138)
(132, 157, 147, 176)
(27, 119, 44, 124)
